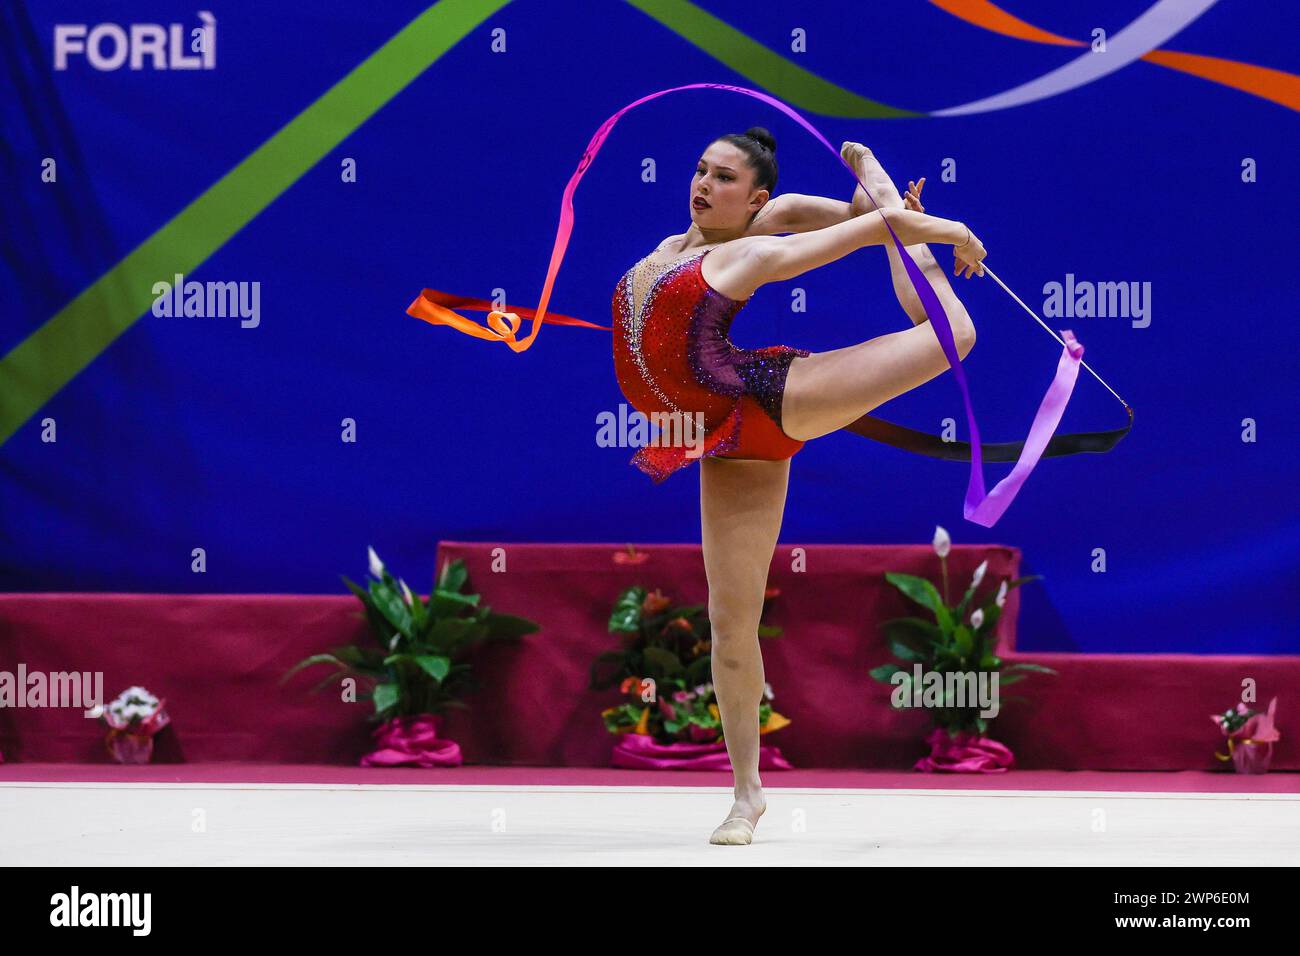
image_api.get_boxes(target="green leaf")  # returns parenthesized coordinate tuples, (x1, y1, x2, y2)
(882, 616, 942, 638)
(883, 619, 939, 661)
(426, 589, 480, 618)
(953, 624, 974, 656)
(307, 670, 351, 695)
(1003, 662, 1057, 675)
(405, 585, 428, 631)
(975, 603, 1004, 638)
(369, 580, 414, 637)
(341, 574, 393, 638)
(685, 656, 713, 685)
(372, 682, 400, 715)
(483, 612, 540, 640)
(889, 638, 928, 662)
(411, 655, 451, 682)
(325, 644, 373, 666)
(756, 624, 783, 638)
(608, 587, 646, 633)
(280, 653, 348, 684)
(954, 579, 981, 622)
(341, 575, 371, 604)
(642, 646, 684, 678)
(885, 573, 953, 631)
(437, 558, 469, 593)
(425, 617, 479, 654)
(869, 662, 909, 683)
(1005, 574, 1044, 591)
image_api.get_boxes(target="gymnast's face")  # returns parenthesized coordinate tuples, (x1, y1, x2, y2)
(691, 142, 768, 230)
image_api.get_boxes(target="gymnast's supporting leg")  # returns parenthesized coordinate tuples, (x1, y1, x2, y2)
(699, 455, 791, 845)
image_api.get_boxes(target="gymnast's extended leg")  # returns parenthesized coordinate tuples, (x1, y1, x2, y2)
(850, 144, 954, 327)
(779, 151, 977, 441)
(699, 455, 791, 845)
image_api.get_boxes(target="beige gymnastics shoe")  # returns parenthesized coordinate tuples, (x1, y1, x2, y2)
(709, 816, 756, 845)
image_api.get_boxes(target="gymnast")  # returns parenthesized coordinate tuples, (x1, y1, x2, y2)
(610, 128, 986, 844)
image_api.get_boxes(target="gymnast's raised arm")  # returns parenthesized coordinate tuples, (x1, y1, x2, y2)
(744, 192, 854, 235)
(724, 208, 986, 295)
(745, 180, 917, 236)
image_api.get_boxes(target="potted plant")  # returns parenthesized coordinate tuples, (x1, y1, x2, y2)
(284, 547, 540, 766)
(1212, 697, 1280, 773)
(590, 583, 792, 770)
(89, 686, 171, 764)
(869, 526, 1054, 772)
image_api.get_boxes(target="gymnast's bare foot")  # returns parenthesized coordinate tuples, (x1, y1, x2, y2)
(709, 792, 767, 845)
(842, 141, 923, 214)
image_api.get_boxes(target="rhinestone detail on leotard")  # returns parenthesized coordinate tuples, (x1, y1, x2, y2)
(611, 244, 810, 481)
(620, 245, 723, 409)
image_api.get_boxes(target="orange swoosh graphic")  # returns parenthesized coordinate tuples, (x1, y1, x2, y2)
(930, 0, 1299, 112)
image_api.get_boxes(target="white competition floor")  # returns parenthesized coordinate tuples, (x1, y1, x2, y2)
(2, 781, 1296, 865)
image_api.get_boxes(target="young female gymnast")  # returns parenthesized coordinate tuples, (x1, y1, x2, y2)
(610, 128, 985, 844)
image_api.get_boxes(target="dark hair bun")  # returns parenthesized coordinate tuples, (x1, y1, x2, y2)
(745, 126, 776, 154)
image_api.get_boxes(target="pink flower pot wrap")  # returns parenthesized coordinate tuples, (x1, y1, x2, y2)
(106, 732, 154, 764)
(1213, 697, 1280, 774)
(915, 728, 1016, 773)
(1230, 741, 1273, 774)
(360, 714, 463, 767)
(103, 698, 171, 764)
(611, 733, 793, 770)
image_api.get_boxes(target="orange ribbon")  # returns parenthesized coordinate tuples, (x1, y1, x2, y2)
(406, 288, 608, 352)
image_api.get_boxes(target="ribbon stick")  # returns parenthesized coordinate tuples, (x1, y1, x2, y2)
(407, 82, 1131, 526)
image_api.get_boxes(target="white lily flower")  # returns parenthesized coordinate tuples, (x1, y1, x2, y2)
(971, 559, 988, 589)
(119, 686, 154, 705)
(368, 546, 385, 579)
(996, 580, 1008, 608)
(763, 682, 774, 701)
(970, 608, 985, 630)
(932, 525, 951, 558)
(399, 579, 415, 607)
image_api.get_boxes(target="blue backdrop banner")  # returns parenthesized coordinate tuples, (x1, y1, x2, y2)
(1, 0, 1296, 653)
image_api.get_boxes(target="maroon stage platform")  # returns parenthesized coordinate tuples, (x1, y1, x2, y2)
(1, 542, 1295, 771)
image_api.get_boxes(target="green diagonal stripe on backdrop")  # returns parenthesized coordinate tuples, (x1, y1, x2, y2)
(622, 0, 920, 118)
(0, 0, 511, 446)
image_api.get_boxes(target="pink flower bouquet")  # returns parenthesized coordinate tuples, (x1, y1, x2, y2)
(1212, 697, 1280, 773)
(92, 686, 171, 764)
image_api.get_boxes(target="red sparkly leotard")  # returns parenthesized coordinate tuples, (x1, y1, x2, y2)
(612, 243, 811, 482)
